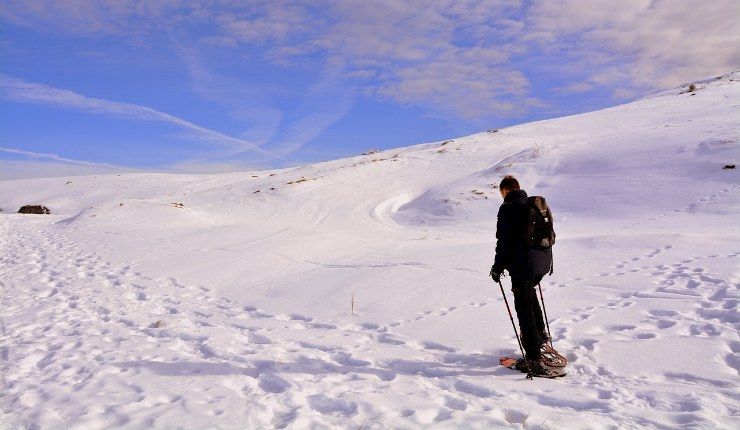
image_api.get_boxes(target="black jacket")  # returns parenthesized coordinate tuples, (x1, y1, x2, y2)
(492, 189, 552, 278)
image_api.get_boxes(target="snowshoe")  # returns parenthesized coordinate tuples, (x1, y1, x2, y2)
(499, 356, 566, 378)
(540, 343, 567, 367)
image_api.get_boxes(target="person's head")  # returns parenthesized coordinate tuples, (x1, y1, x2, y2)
(499, 175, 520, 198)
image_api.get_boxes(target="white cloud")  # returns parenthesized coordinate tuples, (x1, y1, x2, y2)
(0, 0, 190, 36)
(378, 62, 530, 118)
(527, 0, 740, 90)
(216, 1, 315, 44)
(254, 0, 529, 119)
(3, 0, 738, 122)
(35, 0, 524, 120)
(0, 74, 276, 158)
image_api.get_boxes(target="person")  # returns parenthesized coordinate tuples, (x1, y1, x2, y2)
(489, 175, 555, 374)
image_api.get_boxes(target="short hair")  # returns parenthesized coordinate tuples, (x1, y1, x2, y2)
(499, 175, 520, 191)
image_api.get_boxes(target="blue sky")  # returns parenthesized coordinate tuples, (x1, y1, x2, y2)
(1, 1, 738, 179)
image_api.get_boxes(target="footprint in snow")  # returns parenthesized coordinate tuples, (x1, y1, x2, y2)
(608, 324, 636, 332)
(248, 333, 272, 344)
(654, 319, 676, 329)
(633, 332, 656, 340)
(688, 323, 720, 336)
(376, 333, 405, 345)
(258, 372, 291, 393)
(307, 394, 358, 417)
(453, 380, 495, 398)
(579, 338, 599, 351)
(648, 309, 677, 317)
(359, 322, 383, 331)
(306, 322, 337, 330)
(444, 395, 468, 411)
(332, 351, 371, 367)
(421, 341, 457, 353)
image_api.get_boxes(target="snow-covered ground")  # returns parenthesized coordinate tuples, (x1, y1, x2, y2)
(1, 73, 738, 429)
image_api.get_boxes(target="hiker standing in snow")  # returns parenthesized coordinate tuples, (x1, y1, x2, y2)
(490, 175, 564, 376)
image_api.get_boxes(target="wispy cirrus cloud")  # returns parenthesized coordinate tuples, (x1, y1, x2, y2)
(0, 74, 277, 158)
(3, 0, 739, 126)
(175, 45, 284, 149)
(0, 146, 121, 167)
(0, 159, 133, 180)
(176, 45, 354, 157)
(266, 68, 355, 157)
(0, 146, 137, 180)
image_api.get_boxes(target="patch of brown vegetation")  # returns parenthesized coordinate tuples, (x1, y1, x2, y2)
(286, 177, 313, 185)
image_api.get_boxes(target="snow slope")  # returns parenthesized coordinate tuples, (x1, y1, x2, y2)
(1, 73, 738, 429)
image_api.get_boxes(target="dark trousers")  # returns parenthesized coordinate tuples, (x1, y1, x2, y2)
(511, 274, 548, 360)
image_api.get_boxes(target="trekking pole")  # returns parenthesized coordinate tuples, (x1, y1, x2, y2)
(537, 283, 553, 348)
(497, 280, 533, 380)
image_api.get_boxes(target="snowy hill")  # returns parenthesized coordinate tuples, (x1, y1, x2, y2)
(1, 72, 738, 429)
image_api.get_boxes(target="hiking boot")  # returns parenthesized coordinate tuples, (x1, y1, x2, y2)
(515, 357, 565, 378)
(540, 343, 567, 367)
(514, 357, 546, 372)
(514, 357, 530, 372)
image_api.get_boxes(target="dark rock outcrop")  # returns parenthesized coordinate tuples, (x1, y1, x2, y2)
(18, 205, 51, 214)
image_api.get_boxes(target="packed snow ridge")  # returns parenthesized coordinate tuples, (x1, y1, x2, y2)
(1, 72, 738, 429)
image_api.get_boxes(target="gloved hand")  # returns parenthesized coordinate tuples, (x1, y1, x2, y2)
(490, 266, 505, 283)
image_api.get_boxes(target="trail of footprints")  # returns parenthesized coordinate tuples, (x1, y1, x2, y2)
(2, 215, 738, 428)
(387, 243, 736, 331)
(552, 247, 738, 420)
(545, 269, 737, 425)
(1, 218, 522, 427)
(615, 184, 739, 232)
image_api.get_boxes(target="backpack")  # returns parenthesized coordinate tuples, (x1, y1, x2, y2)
(525, 196, 555, 249)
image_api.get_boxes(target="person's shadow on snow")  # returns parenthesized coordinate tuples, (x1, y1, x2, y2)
(112, 346, 519, 388)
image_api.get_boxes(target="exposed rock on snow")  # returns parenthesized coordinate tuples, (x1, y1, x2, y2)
(17, 205, 50, 214)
